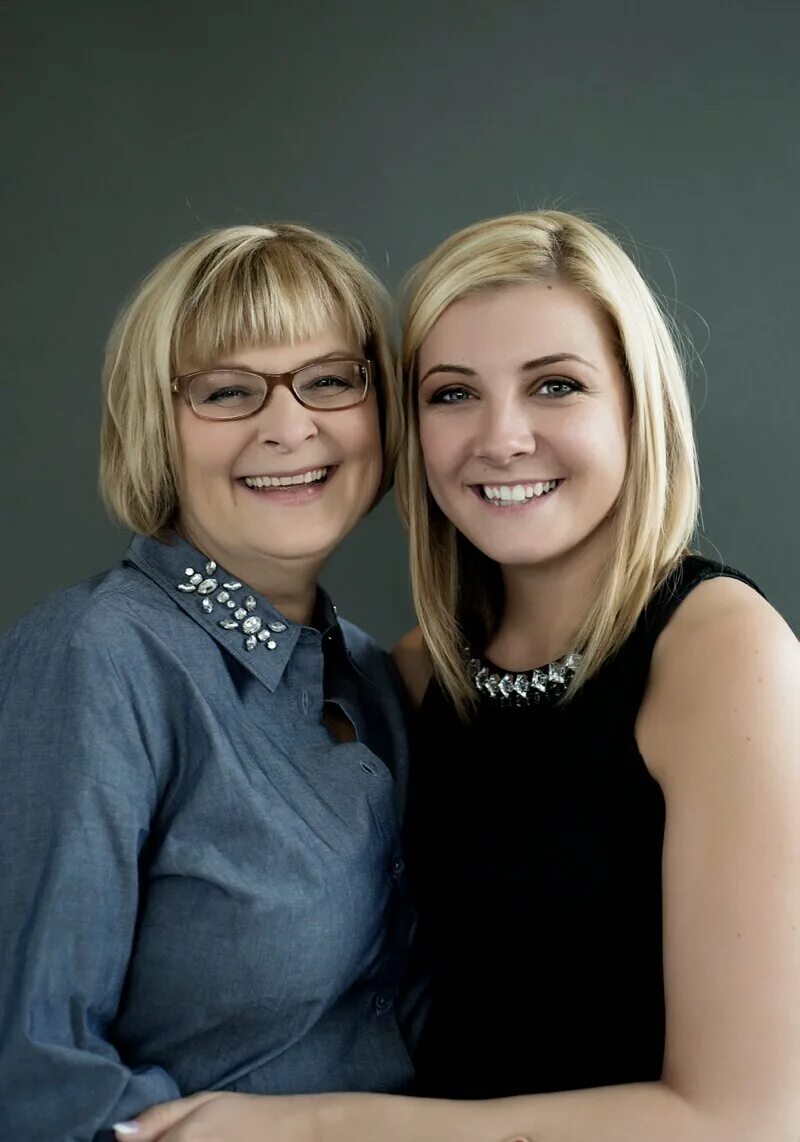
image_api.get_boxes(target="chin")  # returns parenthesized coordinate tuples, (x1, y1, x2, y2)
(256, 532, 343, 562)
(482, 545, 570, 569)
(491, 521, 616, 572)
(459, 525, 585, 569)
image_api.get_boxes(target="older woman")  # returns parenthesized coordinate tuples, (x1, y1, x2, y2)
(0, 223, 414, 1140)
(128, 211, 799, 1142)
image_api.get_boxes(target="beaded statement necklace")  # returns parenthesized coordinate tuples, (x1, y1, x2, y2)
(468, 651, 582, 705)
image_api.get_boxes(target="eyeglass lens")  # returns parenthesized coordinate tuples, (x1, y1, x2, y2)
(187, 361, 368, 418)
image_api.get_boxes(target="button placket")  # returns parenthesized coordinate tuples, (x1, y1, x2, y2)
(372, 991, 394, 1016)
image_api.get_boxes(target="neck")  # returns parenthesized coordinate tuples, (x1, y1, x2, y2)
(177, 523, 322, 627)
(488, 524, 613, 670)
(247, 564, 320, 628)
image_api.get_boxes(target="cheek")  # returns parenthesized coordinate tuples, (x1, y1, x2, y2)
(565, 409, 629, 484)
(338, 404, 383, 479)
(176, 417, 243, 488)
(358, 404, 383, 460)
(598, 409, 630, 484)
(418, 416, 461, 487)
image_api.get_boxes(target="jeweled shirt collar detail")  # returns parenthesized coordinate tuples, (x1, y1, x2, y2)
(126, 532, 338, 692)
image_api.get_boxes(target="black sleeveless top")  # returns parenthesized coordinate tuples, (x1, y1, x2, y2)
(405, 556, 760, 1099)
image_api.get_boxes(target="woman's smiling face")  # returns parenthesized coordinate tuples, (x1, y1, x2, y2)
(417, 279, 630, 573)
(173, 321, 383, 584)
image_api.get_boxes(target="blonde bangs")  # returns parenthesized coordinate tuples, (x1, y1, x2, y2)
(403, 221, 559, 374)
(173, 237, 370, 369)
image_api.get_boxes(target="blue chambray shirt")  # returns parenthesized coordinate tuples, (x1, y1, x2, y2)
(0, 532, 414, 1142)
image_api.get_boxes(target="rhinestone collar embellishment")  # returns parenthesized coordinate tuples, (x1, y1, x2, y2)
(176, 561, 287, 651)
(468, 651, 582, 704)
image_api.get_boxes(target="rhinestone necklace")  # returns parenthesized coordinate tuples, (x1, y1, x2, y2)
(468, 650, 582, 704)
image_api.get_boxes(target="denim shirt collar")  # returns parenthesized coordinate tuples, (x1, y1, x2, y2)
(126, 531, 339, 692)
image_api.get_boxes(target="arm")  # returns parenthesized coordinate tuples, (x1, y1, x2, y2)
(392, 626, 431, 708)
(130, 578, 800, 1142)
(0, 618, 182, 1141)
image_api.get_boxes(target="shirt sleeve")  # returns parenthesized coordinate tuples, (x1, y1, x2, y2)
(0, 615, 182, 1141)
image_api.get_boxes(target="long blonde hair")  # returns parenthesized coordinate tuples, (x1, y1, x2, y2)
(101, 223, 401, 534)
(396, 210, 699, 716)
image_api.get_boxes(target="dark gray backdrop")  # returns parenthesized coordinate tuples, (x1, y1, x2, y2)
(2, 0, 798, 644)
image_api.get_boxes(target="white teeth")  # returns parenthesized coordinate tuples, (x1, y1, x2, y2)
(244, 467, 328, 489)
(480, 479, 559, 504)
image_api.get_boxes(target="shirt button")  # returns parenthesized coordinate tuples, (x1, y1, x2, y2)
(390, 857, 404, 878)
(373, 992, 393, 1016)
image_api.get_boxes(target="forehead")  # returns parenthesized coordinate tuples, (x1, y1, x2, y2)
(419, 280, 617, 372)
(179, 318, 361, 375)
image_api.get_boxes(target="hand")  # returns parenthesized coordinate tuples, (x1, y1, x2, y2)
(113, 1093, 533, 1142)
(114, 1090, 330, 1142)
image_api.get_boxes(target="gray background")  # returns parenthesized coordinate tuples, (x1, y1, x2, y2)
(2, 0, 798, 645)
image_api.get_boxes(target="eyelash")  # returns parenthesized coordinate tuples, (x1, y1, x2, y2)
(426, 377, 585, 404)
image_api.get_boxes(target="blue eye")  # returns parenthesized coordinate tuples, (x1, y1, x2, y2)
(190, 371, 264, 408)
(428, 386, 474, 404)
(538, 378, 582, 397)
(301, 374, 356, 392)
(204, 385, 256, 404)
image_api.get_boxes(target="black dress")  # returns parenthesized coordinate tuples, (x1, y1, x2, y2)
(406, 556, 760, 1099)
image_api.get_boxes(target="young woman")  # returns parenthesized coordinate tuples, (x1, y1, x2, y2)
(0, 223, 415, 1140)
(125, 211, 800, 1141)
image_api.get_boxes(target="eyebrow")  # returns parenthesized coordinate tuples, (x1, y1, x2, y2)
(419, 352, 597, 384)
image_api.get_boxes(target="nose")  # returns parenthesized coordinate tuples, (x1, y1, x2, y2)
(254, 385, 319, 451)
(473, 398, 536, 467)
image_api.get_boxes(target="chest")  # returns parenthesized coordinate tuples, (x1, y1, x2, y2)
(410, 695, 665, 932)
(131, 655, 402, 1007)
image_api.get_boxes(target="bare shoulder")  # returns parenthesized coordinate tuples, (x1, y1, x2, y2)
(652, 574, 797, 673)
(638, 574, 799, 784)
(392, 626, 432, 708)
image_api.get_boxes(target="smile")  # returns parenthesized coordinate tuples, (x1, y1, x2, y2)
(243, 467, 330, 488)
(475, 479, 562, 505)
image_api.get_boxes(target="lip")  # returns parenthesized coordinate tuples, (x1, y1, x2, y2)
(236, 464, 335, 481)
(236, 465, 337, 504)
(468, 478, 564, 511)
(467, 477, 562, 488)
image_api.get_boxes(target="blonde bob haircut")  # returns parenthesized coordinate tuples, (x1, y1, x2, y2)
(101, 223, 401, 534)
(396, 210, 700, 717)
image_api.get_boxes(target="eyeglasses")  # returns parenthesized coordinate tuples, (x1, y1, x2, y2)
(170, 357, 373, 420)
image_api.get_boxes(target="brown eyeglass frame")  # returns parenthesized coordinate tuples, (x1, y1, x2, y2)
(170, 357, 374, 419)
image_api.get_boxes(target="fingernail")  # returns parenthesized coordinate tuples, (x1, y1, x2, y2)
(113, 1124, 141, 1137)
